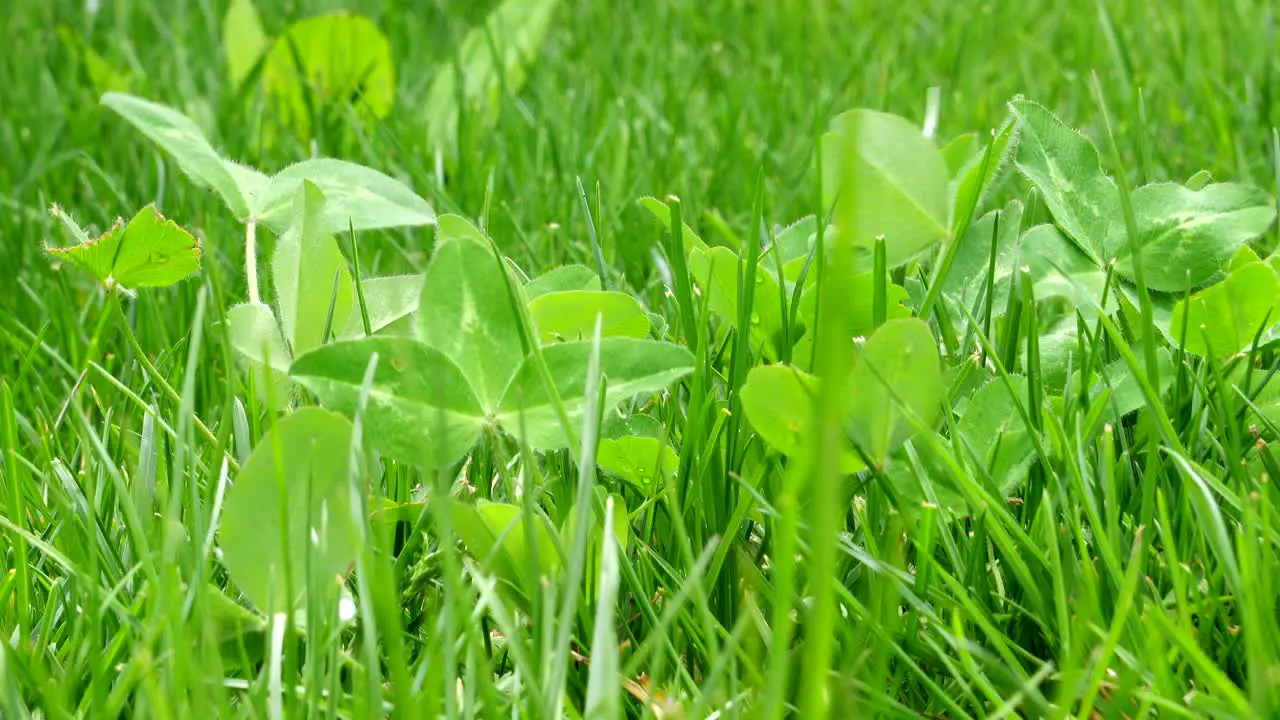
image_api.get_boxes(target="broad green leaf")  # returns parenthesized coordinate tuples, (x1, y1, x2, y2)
(1228, 245, 1263, 272)
(739, 364, 866, 473)
(526, 265, 601, 298)
(271, 182, 354, 355)
(1170, 261, 1280, 359)
(256, 159, 435, 232)
(227, 302, 290, 373)
(47, 205, 201, 290)
(940, 201, 1024, 310)
(497, 339, 694, 451)
(101, 93, 251, 218)
(219, 408, 361, 612)
(824, 109, 950, 267)
(950, 114, 1016, 233)
(1019, 224, 1113, 319)
(690, 245, 788, 359)
(1009, 99, 1117, 260)
(636, 196, 709, 252)
(1103, 182, 1277, 292)
(423, 0, 561, 152)
(222, 0, 269, 90)
(847, 318, 943, 466)
(1036, 318, 1081, 391)
(263, 12, 395, 139)
(955, 378, 1036, 495)
(528, 290, 651, 343)
(339, 274, 423, 338)
(596, 437, 677, 495)
(206, 585, 268, 660)
(452, 500, 560, 599)
(417, 216, 527, 409)
(290, 337, 486, 468)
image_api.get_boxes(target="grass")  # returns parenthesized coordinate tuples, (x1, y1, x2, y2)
(2, 0, 1280, 717)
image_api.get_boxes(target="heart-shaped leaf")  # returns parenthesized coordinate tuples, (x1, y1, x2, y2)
(271, 181, 354, 356)
(256, 159, 435, 233)
(528, 290, 651, 343)
(497, 339, 694, 451)
(739, 364, 866, 472)
(101, 93, 253, 218)
(1169, 261, 1280, 359)
(1103, 182, 1277, 292)
(847, 318, 943, 466)
(417, 216, 528, 409)
(290, 337, 487, 468)
(1020, 224, 1114, 319)
(219, 408, 361, 612)
(596, 437, 678, 495)
(824, 109, 950, 267)
(1009, 99, 1116, 261)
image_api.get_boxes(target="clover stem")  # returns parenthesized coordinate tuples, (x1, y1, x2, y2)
(245, 219, 261, 305)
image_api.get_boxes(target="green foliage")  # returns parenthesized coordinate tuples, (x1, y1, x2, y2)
(263, 13, 395, 134)
(222, 0, 269, 91)
(219, 408, 361, 613)
(46, 205, 200, 291)
(1103, 182, 1276, 291)
(1170, 261, 1280, 358)
(423, 0, 562, 153)
(847, 318, 944, 466)
(595, 436, 678, 494)
(824, 109, 951, 267)
(272, 181, 354, 355)
(528, 290, 651, 343)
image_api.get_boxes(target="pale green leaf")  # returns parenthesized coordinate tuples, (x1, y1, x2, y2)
(101, 93, 252, 218)
(227, 302, 290, 373)
(847, 318, 944, 466)
(256, 158, 435, 232)
(690, 246, 789, 359)
(452, 500, 561, 600)
(825, 109, 950, 267)
(1170, 261, 1280, 359)
(222, 0, 269, 90)
(940, 201, 1024, 310)
(423, 0, 561, 152)
(219, 408, 361, 612)
(339, 274, 423, 338)
(596, 437, 677, 495)
(528, 290, 651, 343)
(263, 12, 395, 138)
(739, 364, 866, 473)
(955, 378, 1036, 495)
(271, 182, 354, 356)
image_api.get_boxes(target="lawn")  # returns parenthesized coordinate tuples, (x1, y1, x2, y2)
(2, 0, 1279, 717)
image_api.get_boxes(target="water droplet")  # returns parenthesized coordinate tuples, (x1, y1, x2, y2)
(750, 313, 761, 326)
(755, 275, 765, 285)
